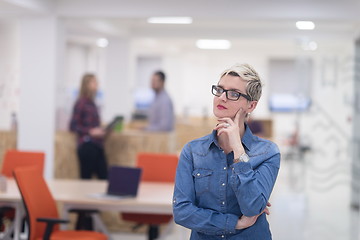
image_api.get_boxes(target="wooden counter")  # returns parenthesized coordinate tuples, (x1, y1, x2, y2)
(0, 118, 272, 179)
(54, 130, 176, 179)
(0, 131, 17, 170)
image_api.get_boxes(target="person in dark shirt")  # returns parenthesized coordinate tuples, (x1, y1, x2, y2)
(69, 73, 108, 179)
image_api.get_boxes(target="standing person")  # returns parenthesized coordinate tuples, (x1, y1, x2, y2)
(69, 73, 108, 180)
(145, 70, 174, 132)
(173, 64, 280, 239)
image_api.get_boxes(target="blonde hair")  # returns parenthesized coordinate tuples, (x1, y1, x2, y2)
(221, 63, 262, 101)
(79, 73, 96, 99)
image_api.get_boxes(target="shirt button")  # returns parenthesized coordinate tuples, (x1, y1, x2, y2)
(222, 150, 224, 153)
(197, 173, 200, 176)
(223, 167, 227, 170)
(222, 183, 225, 186)
(221, 235, 225, 238)
(222, 201, 225, 205)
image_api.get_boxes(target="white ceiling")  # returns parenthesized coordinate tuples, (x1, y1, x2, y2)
(1, 0, 360, 44)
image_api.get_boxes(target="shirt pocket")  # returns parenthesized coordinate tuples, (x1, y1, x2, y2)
(192, 168, 213, 195)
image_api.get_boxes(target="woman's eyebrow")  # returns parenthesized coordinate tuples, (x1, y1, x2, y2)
(218, 85, 242, 92)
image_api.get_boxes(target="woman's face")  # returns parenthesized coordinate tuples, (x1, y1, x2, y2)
(213, 74, 249, 120)
(88, 78, 98, 95)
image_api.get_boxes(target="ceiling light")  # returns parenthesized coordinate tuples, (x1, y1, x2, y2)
(196, 39, 231, 50)
(96, 38, 109, 48)
(147, 17, 193, 24)
(296, 21, 315, 30)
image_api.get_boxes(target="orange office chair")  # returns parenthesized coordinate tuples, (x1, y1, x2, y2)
(13, 167, 107, 240)
(1, 150, 45, 177)
(122, 152, 178, 240)
(0, 150, 45, 236)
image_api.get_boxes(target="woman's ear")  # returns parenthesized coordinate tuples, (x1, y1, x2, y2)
(247, 101, 258, 113)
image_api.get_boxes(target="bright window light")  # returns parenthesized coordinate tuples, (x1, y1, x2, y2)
(96, 38, 109, 48)
(296, 21, 315, 30)
(147, 17, 193, 24)
(302, 41, 318, 51)
(196, 39, 231, 50)
(308, 41, 318, 51)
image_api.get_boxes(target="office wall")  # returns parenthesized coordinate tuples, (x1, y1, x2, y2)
(0, 18, 354, 150)
(56, 42, 107, 130)
(130, 37, 354, 150)
(0, 19, 19, 130)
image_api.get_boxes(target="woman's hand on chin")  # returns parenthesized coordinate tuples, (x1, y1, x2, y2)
(214, 108, 245, 156)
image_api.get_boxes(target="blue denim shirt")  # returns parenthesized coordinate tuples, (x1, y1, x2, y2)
(173, 125, 280, 240)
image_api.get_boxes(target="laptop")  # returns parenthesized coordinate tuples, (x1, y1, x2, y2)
(90, 166, 142, 200)
(104, 116, 124, 137)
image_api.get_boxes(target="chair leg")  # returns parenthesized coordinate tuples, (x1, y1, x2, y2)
(70, 209, 98, 230)
(75, 212, 93, 230)
(148, 225, 159, 240)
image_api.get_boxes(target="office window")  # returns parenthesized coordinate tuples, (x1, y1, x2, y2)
(268, 58, 312, 112)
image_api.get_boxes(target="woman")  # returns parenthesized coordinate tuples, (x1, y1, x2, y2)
(173, 64, 280, 239)
(69, 73, 108, 179)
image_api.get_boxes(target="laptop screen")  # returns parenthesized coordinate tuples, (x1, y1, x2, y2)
(107, 166, 142, 197)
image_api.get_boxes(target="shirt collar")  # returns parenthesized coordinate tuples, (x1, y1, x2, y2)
(208, 123, 253, 151)
(241, 123, 253, 151)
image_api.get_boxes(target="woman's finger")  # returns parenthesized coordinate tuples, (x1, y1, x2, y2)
(234, 108, 243, 125)
(263, 207, 270, 215)
(214, 122, 231, 131)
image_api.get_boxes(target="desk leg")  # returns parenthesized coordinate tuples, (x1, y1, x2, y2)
(91, 213, 113, 240)
(61, 205, 112, 240)
(13, 202, 24, 240)
(61, 205, 70, 230)
(157, 220, 175, 240)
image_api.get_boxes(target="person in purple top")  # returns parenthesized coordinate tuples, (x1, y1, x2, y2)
(69, 73, 108, 180)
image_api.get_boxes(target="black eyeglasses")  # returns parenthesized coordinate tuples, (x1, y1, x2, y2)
(211, 85, 251, 101)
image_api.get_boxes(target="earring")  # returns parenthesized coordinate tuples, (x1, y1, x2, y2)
(246, 112, 251, 118)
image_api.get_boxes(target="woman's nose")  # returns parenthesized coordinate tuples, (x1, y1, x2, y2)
(219, 92, 227, 101)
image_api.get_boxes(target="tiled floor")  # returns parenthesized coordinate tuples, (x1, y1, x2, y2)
(111, 150, 360, 240)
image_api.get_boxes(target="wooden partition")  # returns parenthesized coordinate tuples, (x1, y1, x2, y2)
(175, 117, 217, 151)
(54, 130, 176, 179)
(0, 131, 17, 169)
(1, 118, 272, 178)
(175, 117, 273, 150)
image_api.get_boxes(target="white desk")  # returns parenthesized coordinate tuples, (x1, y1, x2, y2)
(0, 179, 174, 240)
(50, 179, 174, 214)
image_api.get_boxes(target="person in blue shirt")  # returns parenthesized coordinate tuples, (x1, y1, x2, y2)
(173, 63, 280, 239)
(145, 70, 174, 132)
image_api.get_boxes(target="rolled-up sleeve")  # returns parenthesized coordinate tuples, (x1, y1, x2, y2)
(229, 144, 280, 217)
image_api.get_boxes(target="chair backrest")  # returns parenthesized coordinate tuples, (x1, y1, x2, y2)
(137, 152, 178, 183)
(1, 150, 45, 178)
(13, 167, 59, 240)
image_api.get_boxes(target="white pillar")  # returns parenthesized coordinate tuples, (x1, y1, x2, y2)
(0, 19, 19, 130)
(18, 16, 58, 179)
(103, 37, 132, 122)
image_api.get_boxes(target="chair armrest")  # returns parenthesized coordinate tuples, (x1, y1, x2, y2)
(69, 208, 99, 214)
(37, 217, 69, 224)
(37, 218, 69, 240)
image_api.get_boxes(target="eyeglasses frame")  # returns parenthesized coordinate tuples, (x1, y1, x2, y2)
(211, 85, 251, 101)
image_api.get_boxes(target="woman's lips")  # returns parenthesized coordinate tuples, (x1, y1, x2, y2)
(217, 105, 227, 110)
